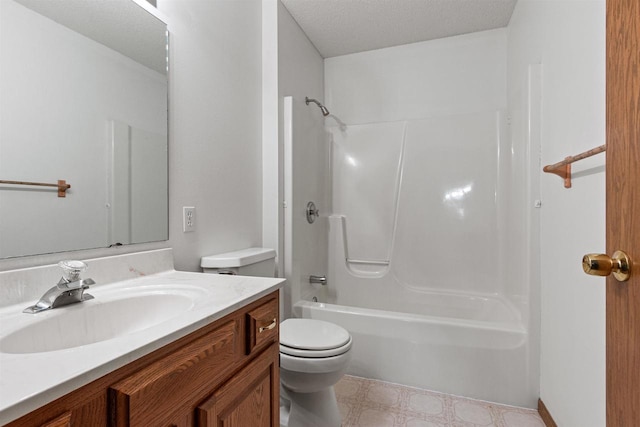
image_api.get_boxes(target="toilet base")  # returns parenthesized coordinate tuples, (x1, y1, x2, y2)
(279, 385, 342, 427)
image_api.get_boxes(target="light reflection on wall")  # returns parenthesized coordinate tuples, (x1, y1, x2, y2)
(443, 183, 473, 218)
(345, 155, 359, 168)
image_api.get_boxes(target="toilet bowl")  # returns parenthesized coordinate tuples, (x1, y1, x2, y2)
(279, 318, 352, 427)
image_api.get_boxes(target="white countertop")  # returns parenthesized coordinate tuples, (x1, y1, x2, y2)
(0, 270, 284, 425)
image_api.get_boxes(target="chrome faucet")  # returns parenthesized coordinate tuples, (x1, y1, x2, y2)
(309, 275, 327, 285)
(23, 260, 95, 314)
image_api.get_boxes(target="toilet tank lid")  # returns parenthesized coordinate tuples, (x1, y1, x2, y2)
(201, 247, 276, 268)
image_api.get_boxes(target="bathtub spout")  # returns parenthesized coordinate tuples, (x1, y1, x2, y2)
(309, 275, 327, 285)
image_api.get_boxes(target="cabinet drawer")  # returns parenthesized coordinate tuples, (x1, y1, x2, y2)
(246, 298, 279, 354)
(109, 320, 238, 427)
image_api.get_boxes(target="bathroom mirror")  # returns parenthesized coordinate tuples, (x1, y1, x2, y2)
(0, 0, 168, 259)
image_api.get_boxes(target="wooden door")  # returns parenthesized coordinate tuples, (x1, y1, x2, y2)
(606, 0, 640, 424)
(197, 344, 279, 427)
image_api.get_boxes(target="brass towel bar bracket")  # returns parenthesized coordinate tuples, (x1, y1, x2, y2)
(542, 144, 606, 188)
(0, 179, 71, 197)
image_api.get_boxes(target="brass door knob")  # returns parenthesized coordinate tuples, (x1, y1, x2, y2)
(582, 250, 631, 282)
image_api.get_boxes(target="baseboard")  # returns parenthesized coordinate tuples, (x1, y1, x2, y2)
(538, 398, 558, 427)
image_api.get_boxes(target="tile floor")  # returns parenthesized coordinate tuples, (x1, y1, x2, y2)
(335, 375, 545, 427)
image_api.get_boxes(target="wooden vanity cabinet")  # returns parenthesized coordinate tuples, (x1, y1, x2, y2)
(6, 292, 280, 427)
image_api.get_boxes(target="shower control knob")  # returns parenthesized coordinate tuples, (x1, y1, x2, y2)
(582, 250, 631, 282)
(306, 201, 319, 224)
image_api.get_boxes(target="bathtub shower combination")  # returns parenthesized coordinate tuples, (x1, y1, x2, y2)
(284, 56, 540, 408)
(286, 92, 541, 408)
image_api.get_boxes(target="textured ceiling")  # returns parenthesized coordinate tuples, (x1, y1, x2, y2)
(280, 0, 517, 58)
(15, 0, 167, 74)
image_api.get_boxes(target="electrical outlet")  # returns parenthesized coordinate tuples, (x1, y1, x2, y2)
(183, 207, 196, 232)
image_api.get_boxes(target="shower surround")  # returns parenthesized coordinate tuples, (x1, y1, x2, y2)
(297, 28, 540, 407)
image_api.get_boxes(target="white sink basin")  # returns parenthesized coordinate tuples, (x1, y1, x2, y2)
(0, 285, 205, 354)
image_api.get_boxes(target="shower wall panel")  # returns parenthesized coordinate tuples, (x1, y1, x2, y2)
(330, 111, 504, 295)
(392, 112, 503, 295)
(331, 122, 406, 263)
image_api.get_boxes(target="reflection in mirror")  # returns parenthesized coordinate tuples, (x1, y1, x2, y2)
(0, 0, 168, 259)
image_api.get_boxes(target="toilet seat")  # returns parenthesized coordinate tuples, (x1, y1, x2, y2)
(280, 336, 352, 358)
(280, 318, 351, 356)
(280, 346, 352, 374)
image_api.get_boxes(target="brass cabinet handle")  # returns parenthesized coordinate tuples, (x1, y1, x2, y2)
(582, 250, 631, 282)
(258, 318, 277, 333)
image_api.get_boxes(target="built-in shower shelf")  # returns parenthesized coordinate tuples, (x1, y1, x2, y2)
(346, 259, 390, 266)
(543, 144, 606, 188)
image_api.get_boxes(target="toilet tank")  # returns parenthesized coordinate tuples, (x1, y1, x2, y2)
(200, 248, 276, 277)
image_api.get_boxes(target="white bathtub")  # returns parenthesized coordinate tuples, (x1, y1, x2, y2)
(313, 214, 536, 408)
(294, 297, 535, 408)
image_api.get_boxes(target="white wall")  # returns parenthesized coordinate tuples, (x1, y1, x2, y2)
(0, 0, 264, 273)
(0, 0, 166, 258)
(325, 29, 507, 125)
(277, 2, 328, 318)
(508, 1, 606, 425)
(159, 0, 263, 272)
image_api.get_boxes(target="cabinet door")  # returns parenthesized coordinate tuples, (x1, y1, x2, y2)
(197, 343, 279, 427)
(110, 320, 238, 427)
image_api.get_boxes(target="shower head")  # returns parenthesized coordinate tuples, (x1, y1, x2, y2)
(305, 97, 330, 117)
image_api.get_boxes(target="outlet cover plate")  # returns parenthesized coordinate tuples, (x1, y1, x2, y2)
(183, 206, 196, 232)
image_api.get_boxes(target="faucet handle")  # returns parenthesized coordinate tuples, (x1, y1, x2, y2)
(58, 260, 88, 282)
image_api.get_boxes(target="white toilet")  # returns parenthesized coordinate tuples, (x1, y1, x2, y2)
(279, 318, 352, 427)
(201, 248, 353, 427)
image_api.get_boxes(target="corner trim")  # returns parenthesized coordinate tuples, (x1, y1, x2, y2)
(538, 398, 558, 427)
